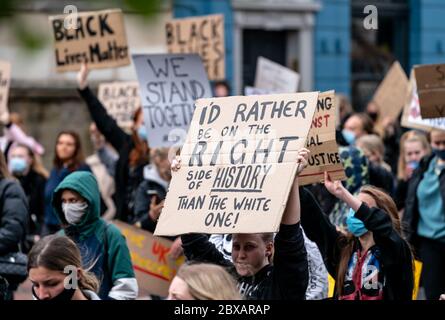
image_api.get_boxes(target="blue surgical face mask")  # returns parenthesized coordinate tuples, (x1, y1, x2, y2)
(407, 160, 419, 171)
(8, 157, 28, 174)
(346, 208, 368, 237)
(137, 125, 147, 141)
(342, 129, 356, 145)
(432, 148, 445, 161)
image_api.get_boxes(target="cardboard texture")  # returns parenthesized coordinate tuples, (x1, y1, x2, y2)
(133, 53, 212, 148)
(166, 14, 225, 81)
(154, 92, 319, 236)
(299, 90, 346, 185)
(49, 8, 130, 72)
(373, 61, 409, 120)
(402, 70, 445, 131)
(414, 63, 445, 119)
(98, 81, 140, 133)
(0, 60, 11, 120)
(113, 220, 184, 298)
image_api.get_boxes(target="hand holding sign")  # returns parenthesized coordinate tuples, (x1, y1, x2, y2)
(296, 148, 310, 175)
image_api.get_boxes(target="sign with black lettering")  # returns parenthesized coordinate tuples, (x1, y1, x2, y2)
(166, 14, 225, 81)
(98, 81, 140, 133)
(154, 92, 319, 235)
(113, 220, 184, 298)
(255, 57, 300, 93)
(372, 61, 409, 121)
(133, 53, 212, 148)
(402, 70, 445, 131)
(49, 8, 130, 72)
(299, 91, 346, 185)
(414, 63, 445, 119)
(0, 60, 11, 121)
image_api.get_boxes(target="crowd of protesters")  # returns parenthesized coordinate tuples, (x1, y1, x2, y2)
(0, 64, 445, 301)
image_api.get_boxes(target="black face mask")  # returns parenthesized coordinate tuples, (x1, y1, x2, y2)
(32, 284, 76, 301)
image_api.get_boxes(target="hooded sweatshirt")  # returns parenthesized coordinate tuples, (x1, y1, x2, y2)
(52, 171, 137, 300)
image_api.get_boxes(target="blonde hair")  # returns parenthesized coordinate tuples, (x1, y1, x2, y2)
(397, 130, 430, 180)
(356, 134, 390, 171)
(177, 263, 241, 300)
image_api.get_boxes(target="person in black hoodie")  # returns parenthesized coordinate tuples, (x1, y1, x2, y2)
(301, 172, 413, 300)
(77, 63, 149, 222)
(177, 149, 310, 300)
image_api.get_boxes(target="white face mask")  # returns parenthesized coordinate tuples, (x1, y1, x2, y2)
(62, 202, 88, 225)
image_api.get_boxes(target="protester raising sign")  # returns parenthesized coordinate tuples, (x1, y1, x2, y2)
(299, 91, 346, 185)
(133, 53, 212, 148)
(0, 60, 11, 122)
(113, 221, 184, 298)
(154, 92, 319, 236)
(166, 14, 225, 81)
(49, 8, 130, 72)
(254, 56, 300, 93)
(414, 63, 445, 119)
(402, 70, 445, 131)
(372, 61, 409, 121)
(98, 81, 140, 133)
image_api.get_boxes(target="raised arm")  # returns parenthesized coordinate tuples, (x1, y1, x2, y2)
(77, 63, 129, 151)
(270, 148, 310, 300)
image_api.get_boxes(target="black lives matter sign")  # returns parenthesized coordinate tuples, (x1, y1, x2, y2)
(166, 14, 224, 81)
(154, 92, 319, 236)
(49, 8, 130, 72)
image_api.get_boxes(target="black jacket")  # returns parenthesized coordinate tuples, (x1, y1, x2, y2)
(181, 223, 309, 300)
(16, 170, 46, 234)
(300, 187, 413, 300)
(0, 178, 29, 255)
(78, 87, 146, 222)
(403, 154, 445, 252)
(133, 165, 168, 233)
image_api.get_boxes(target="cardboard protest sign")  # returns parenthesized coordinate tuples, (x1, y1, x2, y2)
(133, 53, 212, 148)
(98, 81, 140, 133)
(414, 63, 445, 119)
(49, 8, 130, 72)
(299, 91, 346, 185)
(254, 57, 300, 93)
(0, 61, 11, 121)
(113, 220, 184, 298)
(154, 92, 319, 236)
(372, 61, 408, 120)
(166, 14, 225, 81)
(401, 70, 445, 131)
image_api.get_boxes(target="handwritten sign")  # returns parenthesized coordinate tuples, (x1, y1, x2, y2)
(414, 63, 445, 119)
(154, 92, 319, 236)
(0, 61, 11, 121)
(402, 70, 445, 131)
(254, 56, 300, 93)
(133, 53, 212, 148)
(113, 220, 184, 298)
(49, 8, 130, 72)
(98, 81, 140, 133)
(299, 91, 346, 185)
(166, 14, 225, 81)
(372, 61, 409, 120)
